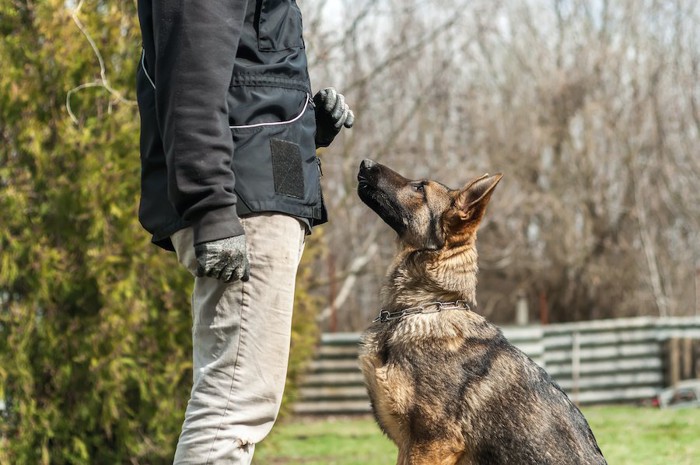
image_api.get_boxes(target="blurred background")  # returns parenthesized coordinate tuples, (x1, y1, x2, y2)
(1, 0, 699, 463)
(309, 0, 700, 328)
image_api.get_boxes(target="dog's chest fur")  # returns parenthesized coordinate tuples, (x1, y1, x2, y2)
(359, 312, 606, 465)
(359, 310, 502, 456)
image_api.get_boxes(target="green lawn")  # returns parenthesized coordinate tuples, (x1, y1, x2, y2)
(254, 406, 700, 464)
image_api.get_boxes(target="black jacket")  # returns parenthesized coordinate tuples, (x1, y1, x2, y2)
(136, 0, 326, 251)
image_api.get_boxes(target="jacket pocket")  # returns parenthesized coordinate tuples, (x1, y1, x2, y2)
(230, 94, 310, 200)
(229, 90, 322, 218)
(258, 0, 304, 51)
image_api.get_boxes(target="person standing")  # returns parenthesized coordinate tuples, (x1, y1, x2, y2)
(135, 1, 354, 463)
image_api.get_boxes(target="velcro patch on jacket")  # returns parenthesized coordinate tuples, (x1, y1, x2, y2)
(270, 138, 304, 198)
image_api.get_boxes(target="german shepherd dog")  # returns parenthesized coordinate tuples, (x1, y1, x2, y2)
(357, 159, 606, 465)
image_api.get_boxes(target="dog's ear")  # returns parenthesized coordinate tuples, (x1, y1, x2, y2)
(454, 173, 503, 226)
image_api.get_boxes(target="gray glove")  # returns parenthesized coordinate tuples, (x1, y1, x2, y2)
(313, 87, 355, 148)
(194, 235, 250, 283)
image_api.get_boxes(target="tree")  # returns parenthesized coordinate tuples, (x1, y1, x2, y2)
(303, 0, 700, 327)
(0, 1, 194, 463)
(0, 1, 323, 463)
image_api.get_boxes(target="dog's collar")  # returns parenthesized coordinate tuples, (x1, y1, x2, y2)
(373, 299, 475, 323)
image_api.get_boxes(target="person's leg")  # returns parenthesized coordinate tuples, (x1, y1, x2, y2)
(170, 213, 306, 465)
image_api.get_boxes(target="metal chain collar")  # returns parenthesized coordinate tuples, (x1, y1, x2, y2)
(373, 299, 474, 323)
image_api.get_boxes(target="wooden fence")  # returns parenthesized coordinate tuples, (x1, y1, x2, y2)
(294, 316, 700, 415)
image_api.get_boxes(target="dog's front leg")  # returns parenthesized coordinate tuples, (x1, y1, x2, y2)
(364, 362, 413, 445)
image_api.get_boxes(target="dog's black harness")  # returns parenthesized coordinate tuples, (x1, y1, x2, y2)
(373, 300, 475, 323)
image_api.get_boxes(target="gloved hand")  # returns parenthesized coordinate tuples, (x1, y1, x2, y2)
(313, 87, 355, 148)
(194, 235, 250, 283)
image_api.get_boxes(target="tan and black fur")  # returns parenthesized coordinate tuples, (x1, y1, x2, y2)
(357, 159, 606, 465)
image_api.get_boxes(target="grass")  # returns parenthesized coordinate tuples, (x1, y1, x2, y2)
(583, 406, 699, 465)
(253, 406, 700, 464)
(254, 416, 394, 465)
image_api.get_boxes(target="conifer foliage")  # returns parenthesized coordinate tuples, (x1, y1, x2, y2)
(0, 1, 321, 463)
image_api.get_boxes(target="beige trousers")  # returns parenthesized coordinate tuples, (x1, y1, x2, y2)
(170, 213, 306, 465)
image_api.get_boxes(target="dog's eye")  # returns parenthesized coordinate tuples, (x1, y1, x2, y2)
(412, 183, 425, 193)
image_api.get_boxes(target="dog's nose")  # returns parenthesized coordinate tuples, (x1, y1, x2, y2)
(360, 159, 376, 171)
(358, 159, 377, 183)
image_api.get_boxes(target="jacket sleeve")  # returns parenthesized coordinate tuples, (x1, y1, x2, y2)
(151, 0, 247, 245)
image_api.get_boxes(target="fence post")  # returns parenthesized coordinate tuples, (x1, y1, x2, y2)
(516, 291, 529, 326)
(572, 331, 581, 405)
(668, 338, 681, 386)
(683, 338, 693, 380)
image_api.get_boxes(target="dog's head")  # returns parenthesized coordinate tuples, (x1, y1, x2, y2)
(357, 159, 501, 252)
